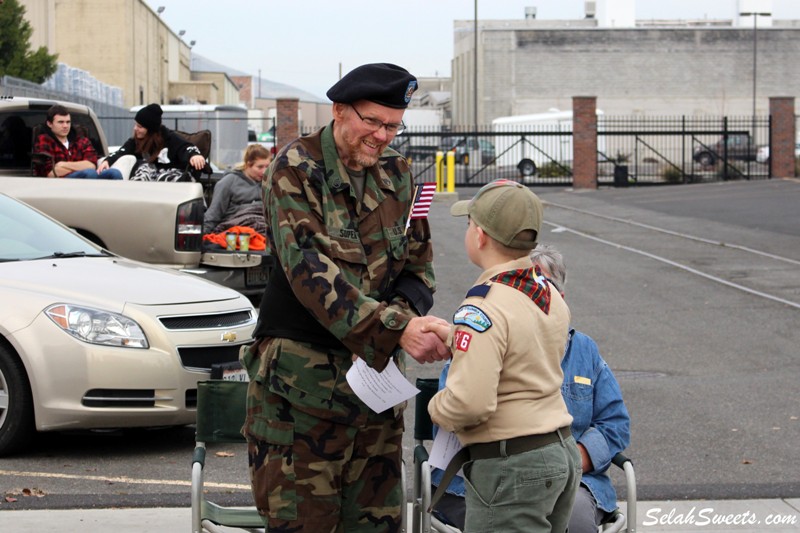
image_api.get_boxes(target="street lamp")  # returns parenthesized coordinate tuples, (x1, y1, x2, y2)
(473, 0, 478, 127)
(156, 6, 165, 16)
(740, 11, 771, 134)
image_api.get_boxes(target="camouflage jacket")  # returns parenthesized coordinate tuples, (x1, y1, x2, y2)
(258, 122, 435, 373)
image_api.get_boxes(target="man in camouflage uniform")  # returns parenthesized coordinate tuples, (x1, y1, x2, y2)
(241, 63, 450, 532)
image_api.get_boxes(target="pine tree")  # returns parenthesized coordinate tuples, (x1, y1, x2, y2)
(0, 0, 58, 84)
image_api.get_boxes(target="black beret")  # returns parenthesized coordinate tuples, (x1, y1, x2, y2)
(135, 103, 163, 133)
(326, 63, 418, 109)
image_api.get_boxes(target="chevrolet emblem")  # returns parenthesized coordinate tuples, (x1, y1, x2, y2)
(220, 331, 237, 343)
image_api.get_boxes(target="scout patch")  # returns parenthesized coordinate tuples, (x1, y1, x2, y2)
(453, 304, 492, 332)
(454, 330, 473, 352)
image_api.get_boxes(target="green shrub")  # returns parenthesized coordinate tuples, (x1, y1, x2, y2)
(538, 161, 571, 178)
(662, 167, 684, 183)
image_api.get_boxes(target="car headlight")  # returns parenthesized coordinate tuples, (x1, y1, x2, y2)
(46, 304, 149, 348)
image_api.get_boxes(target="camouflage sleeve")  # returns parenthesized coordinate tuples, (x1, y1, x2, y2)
(265, 163, 434, 371)
(397, 216, 436, 306)
(382, 149, 436, 315)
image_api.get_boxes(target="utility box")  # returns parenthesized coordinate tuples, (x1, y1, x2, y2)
(614, 165, 629, 187)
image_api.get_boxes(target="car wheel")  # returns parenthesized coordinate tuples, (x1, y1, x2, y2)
(0, 344, 36, 456)
(696, 152, 715, 166)
(517, 158, 537, 177)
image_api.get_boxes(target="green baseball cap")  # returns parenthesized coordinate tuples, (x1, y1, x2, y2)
(450, 180, 543, 249)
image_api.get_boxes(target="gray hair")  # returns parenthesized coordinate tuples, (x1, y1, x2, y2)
(529, 243, 567, 291)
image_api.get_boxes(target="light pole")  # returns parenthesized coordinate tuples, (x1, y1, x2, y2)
(740, 11, 771, 136)
(473, 0, 478, 127)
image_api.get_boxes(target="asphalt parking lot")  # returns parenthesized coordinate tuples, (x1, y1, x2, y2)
(410, 177, 800, 501)
(1, 178, 798, 515)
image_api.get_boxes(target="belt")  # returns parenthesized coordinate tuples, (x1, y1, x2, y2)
(469, 427, 570, 461)
(428, 426, 571, 512)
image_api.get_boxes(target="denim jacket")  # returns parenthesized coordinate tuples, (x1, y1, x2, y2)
(431, 329, 630, 514)
(561, 329, 630, 513)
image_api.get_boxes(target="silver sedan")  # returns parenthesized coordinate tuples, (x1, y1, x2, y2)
(0, 194, 256, 456)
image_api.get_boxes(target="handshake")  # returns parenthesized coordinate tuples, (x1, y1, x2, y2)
(399, 315, 454, 364)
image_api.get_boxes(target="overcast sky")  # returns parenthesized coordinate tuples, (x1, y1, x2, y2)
(147, 0, 798, 99)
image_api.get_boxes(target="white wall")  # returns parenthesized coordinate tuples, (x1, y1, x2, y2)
(597, 0, 635, 28)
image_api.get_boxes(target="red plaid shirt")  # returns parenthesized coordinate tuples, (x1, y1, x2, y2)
(32, 131, 98, 177)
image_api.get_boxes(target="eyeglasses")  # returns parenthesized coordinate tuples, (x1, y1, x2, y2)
(350, 105, 405, 135)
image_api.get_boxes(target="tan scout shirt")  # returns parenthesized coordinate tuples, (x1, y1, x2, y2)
(428, 256, 573, 446)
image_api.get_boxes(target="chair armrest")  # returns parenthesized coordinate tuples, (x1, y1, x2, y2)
(192, 445, 207, 467)
(414, 444, 431, 465)
(191, 443, 207, 533)
(611, 452, 631, 469)
(611, 451, 636, 531)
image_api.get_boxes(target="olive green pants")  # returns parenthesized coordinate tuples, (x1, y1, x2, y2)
(462, 435, 581, 533)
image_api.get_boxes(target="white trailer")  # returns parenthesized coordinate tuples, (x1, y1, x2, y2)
(492, 108, 604, 177)
(402, 108, 444, 129)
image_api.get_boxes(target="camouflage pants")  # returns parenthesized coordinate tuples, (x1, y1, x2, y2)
(241, 338, 404, 532)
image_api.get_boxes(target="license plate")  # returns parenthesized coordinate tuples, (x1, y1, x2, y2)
(222, 366, 249, 382)
(245, 264, 269, 287)
(211, 361, 249, 381)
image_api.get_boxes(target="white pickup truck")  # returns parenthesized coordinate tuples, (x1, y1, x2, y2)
(0, 96, 271, 304)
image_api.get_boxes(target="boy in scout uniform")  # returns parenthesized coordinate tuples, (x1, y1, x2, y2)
(427, 180, 581, 533)
(241, 63, 449, 532)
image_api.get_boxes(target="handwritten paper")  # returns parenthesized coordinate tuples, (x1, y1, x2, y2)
(428, 428, 464, 471)
(346, 357, 420, 414)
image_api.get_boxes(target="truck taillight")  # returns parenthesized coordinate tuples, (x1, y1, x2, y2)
(175, 199, 203, 251)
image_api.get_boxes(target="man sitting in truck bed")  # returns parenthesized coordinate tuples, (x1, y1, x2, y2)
(33, 105, 122, 180)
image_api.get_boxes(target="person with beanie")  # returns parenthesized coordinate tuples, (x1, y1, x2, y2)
(241, 62, 449, 532)
(99, 103, 206, 181)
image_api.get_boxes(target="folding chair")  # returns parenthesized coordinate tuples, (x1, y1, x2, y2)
(410, 377, 638, 533)
(411, 378, 460, 533)
(175, 129, 214, 187)
(191, 379, 263, 533)
(600, 453, 637, 533)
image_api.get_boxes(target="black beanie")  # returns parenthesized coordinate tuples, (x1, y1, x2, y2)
(135, 103, 163, 133)
(326, 63, 417, 109)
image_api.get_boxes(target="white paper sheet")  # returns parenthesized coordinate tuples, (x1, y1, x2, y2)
(346, 357, 420, 414)
(428, 428, 464, 471)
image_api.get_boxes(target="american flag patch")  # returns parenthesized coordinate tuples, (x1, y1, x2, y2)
(409, 182, 436, 219)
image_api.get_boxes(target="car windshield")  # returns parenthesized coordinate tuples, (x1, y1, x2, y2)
(0, 194, 106, 262)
